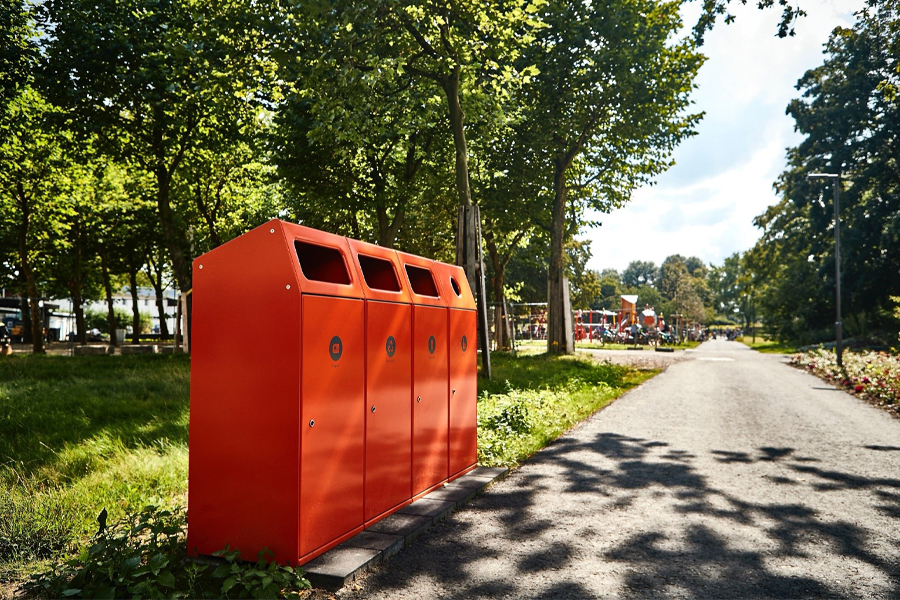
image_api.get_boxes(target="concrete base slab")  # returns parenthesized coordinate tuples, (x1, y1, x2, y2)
(303, 466, 507, 591)
(120, 345, 159, 354)
(73, 345, 113, 356)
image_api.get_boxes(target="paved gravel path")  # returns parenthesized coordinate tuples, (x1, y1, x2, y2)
(329, 339, 900, 599)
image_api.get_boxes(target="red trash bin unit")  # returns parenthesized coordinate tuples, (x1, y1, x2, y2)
(346, 239, 414, 525)
(431, 262, 478, 480)
(397, 251, 450, 497)
(189, 220, 367, 566)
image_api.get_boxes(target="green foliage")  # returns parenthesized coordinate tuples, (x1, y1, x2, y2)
(209, 546, 310, 600)
(746, 4, 900, 344)
(23, 506, 311, 599)
(83, 308, 130, 332)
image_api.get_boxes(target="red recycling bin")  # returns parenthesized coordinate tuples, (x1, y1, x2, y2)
(189, 220, 477, 566)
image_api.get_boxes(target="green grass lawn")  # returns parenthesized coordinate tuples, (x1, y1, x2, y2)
(0, 351, 655, 596)
(0, 355, 190, 573)
(736, 335, 797, 354)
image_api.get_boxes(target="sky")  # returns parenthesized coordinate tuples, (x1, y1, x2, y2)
(584, 0, 866, 274)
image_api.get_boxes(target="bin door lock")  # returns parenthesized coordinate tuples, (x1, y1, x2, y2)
(371, 406, 376, 413)
(309, 419, 315, 427)
(416, 396, 421, 403)
(452, 389, 456, 395)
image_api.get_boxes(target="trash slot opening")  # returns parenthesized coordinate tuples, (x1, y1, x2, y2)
(294, 241, 351, 285)
(405, 265, 439, 297)
(450, 276, 462, 297)
(358, 254, 401, 292)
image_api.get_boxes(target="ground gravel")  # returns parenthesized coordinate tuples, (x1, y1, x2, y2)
(315, 339, 900, 599)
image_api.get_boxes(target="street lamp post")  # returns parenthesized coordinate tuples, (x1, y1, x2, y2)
(807, 172, 842, 367)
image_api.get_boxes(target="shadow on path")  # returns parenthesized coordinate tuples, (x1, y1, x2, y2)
(358, 433, 900, 599)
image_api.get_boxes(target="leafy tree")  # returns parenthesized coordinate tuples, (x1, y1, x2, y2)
(0, 87, 67, 353)
(39, 0, 279, 295)
(273, 29, 454, 252)
(749, 2, 899, 343)
(0, 0, 36, 106)
(515, 0, 703, 353)
(622, 260, 660, 288)
(42, 157, 108, 344)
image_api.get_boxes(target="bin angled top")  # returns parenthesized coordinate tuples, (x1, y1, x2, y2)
(395, 250, 447, 308)
(430, 261, 476, 311)
(346, 239, 412, 304)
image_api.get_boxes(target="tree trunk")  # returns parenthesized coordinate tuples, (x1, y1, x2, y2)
(441, 68, 472, 210)
(74, 294, 86, 345)
(147, 262, 170, 338)
(440, 69, 490, 377)
(130, 269, 141, 344)
(20, 295, 31, 344)
(156, 168, 192, 296)
(485, 236, 508, 351)
(72, 218, 86, 344)
(100, 252, 117, 347)
(547, 159, 571, 355)
(15, 182, 44, 354)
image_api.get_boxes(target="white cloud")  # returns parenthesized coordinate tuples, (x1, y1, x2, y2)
(585, 0, 865, 273)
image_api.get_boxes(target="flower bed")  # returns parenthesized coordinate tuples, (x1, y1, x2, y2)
(790, 349, 900, 416)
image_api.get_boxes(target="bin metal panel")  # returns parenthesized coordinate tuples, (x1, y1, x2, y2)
(300, 294, 366, 557)
(448, 307, 477, 477)
(431, 262, 476, 310)
(188, 223, 302, 566)
(412, 304, 449, 495)
(364, 300, 413, 522)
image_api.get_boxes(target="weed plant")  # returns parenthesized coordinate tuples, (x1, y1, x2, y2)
(24, 506, 310, 599)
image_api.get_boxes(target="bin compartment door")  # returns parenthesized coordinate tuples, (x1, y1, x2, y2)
(365, 301, 412, 521)
(448, 308, 477, 477)
(412, 305, 449, 495)
(300, 295, 365, 557)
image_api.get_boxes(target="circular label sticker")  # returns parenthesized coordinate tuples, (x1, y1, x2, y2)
(386, 335, 396, 357)
(461, 335, 468, 352)
(329, 336, 343, 361)
(428, 335, 436, 354)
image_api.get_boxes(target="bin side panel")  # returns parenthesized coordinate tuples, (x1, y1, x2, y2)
(300, 295, 365, 558)
(188, 226, 301, 565)
(448, 308, 478, 477)
(412, 305, 449, 495)
(364, 301, 412, 522)
(431, 261, 476, 310)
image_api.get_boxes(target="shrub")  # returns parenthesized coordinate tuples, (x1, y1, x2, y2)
(24, 506, 311, 599)
(790, 349, 900, 405)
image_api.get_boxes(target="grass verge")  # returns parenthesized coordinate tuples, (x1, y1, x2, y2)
(477, 352, 655, 467)
(1, 351, 655, 596)
(0, 354, 191, 592)
(736, 335, 797, 354)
